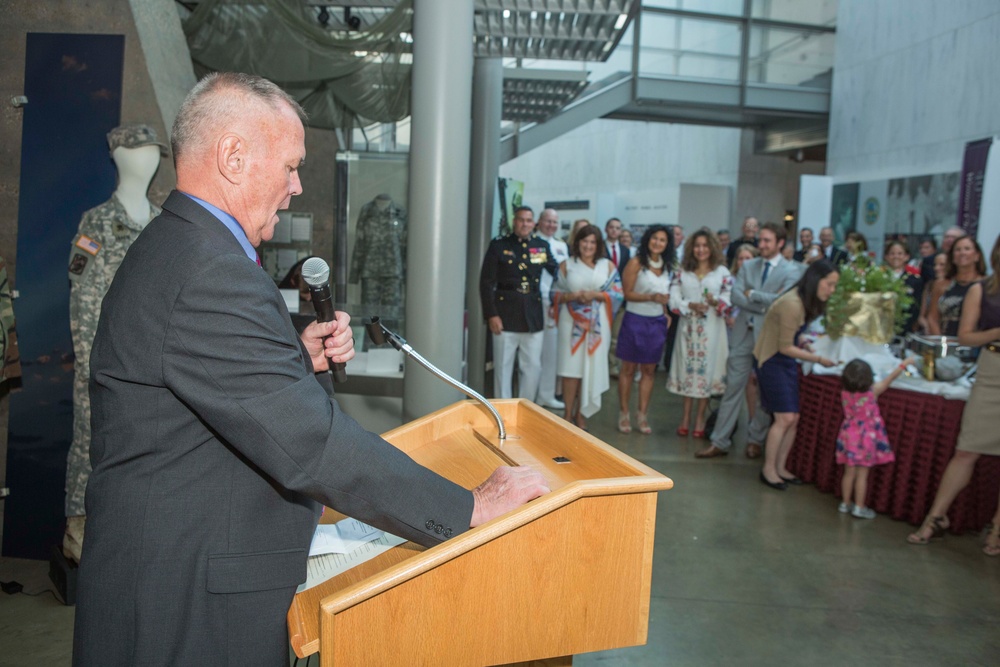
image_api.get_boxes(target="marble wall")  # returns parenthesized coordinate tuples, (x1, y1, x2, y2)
(828, 0, 1000, 181)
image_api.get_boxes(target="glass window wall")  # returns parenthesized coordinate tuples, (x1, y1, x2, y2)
(751, 0, 838, 27)
(748, 27, 834, 87)
(639, 12, 742, 81)
(644, 0, 744, 16)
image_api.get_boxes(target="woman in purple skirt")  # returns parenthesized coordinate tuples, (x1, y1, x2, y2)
(616, 225, 674, 434)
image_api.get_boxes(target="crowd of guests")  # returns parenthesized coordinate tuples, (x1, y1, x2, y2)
(480, 206, 1000, 555)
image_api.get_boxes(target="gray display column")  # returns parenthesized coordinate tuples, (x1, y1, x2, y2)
(465, 57, 503, 395)
(403, 0, 474, 421)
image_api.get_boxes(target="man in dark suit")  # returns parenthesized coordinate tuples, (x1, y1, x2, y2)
(604, 217, 631, 273)
(602, 217, 630, 377)
(818, 226, 849, 265)
(726, 216, 759, 266)
(73, 73, 548, 667)
(792, 226, 814, 262)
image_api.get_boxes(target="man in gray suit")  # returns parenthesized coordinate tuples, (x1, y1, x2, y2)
(696, 222, 803, 459)
(73, 73, 548, 666)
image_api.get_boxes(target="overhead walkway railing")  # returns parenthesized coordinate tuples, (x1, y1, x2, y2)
(500, 2, 836, 162)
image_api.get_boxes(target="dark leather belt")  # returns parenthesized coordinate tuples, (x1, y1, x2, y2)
(498, 285, 532, 295)
(986, 342, 1000, 354)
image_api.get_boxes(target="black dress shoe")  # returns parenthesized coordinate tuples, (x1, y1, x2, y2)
(759, 472, 788, 491)
(780, 475, 803, 485)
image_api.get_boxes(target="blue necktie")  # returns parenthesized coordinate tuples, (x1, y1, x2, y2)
(761, 261, 771, 287)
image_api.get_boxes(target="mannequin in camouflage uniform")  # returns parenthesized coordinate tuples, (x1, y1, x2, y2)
(64, 124, 167, 561)
(349, 194, 407, 306)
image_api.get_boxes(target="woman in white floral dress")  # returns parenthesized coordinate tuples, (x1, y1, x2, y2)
(667, 229, 732, 437)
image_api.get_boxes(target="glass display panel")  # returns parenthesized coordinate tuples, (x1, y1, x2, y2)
(336, 152, 409, 351)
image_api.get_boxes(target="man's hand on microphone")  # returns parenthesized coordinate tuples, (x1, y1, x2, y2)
(469, 465, 550, 528)
(301, 310, 355, 371)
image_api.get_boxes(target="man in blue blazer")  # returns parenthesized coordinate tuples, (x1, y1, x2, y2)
(73, 73, 548, 667)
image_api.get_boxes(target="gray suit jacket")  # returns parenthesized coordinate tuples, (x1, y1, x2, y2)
(74, 192, 473, 666)
(729, 257, 804, 351)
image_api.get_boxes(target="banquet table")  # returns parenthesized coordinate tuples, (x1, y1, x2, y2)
(788, 374, 1000, 534)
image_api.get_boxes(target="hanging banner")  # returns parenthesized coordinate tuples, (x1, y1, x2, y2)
(957, 137, 991, 238)
(5, 33, 124, 559)
(496, 177, 524, 238)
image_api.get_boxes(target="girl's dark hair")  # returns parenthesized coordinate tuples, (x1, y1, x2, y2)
(797, 258, 837, 322)
(570, 224, 607, 260)
(636, 224, 674, 271)
(841, 358, 874, 393)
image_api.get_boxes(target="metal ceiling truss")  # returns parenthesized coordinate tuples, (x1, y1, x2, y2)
(502, 68, 588, 122)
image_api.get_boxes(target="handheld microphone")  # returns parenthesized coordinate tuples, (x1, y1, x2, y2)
(301, 257, 347, 383)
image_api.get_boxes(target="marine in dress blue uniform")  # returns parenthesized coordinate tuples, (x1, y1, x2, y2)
(479, 206, 558, 399)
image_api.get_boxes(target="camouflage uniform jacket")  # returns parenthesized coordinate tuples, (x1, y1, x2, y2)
(349, 200, 407, 282)
(65, 195, 158, 516)
(69, 195, 159, 349)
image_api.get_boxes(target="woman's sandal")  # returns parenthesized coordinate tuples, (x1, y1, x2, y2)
(636, 412, 652, 435)
(982, 522, 1000, 557)
(906, 515, 949, 545)
(618, 412, 632, 434)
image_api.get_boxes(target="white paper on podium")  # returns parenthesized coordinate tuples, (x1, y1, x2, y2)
(308, 517, 381, 557)
(298, 531, 407, 593)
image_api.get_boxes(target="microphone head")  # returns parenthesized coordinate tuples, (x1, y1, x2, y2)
(301, 257, 331, 287)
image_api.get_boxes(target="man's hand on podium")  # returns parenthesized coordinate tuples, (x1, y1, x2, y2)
(469, 466, 550, 528)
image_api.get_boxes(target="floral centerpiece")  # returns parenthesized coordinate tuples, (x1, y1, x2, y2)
(824, 255, 915, 343)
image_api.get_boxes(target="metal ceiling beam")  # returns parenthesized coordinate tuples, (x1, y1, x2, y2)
(500, 73, 829, 163)
(502, 68, 588, 122)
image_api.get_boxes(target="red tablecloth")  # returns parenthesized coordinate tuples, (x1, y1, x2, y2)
(788, 374, 1000, 534)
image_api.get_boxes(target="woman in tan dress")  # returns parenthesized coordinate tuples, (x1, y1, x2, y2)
(908, 233, 1000, 555)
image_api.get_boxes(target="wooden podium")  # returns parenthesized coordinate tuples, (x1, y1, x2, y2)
(288, 399, 673, 666)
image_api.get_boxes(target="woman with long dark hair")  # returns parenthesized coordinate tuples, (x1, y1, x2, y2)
(754, 259, 840, 490)
(615, 225, 673, 434)
(666, 229, 732, 438)
(908, 233, 1000, 555)
(927, 235, 987, 336)
(553, 224, 624, 430)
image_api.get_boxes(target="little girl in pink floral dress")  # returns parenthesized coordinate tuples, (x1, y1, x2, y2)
(835, 358, 908, 519)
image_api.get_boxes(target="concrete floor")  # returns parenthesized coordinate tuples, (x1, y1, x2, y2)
(2, 382, 999, 666)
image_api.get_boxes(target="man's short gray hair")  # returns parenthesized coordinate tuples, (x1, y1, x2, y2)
(171, 72, 307, 163)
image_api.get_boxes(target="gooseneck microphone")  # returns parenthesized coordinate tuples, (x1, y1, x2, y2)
(301, 257, 347, 383)
(364, 316, 506, 441)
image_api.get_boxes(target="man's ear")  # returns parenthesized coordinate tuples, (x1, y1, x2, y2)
(218, 133, 245, 184)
